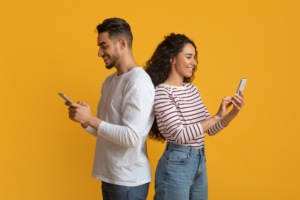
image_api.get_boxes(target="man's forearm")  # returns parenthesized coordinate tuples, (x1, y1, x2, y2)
(88, 116, 102, 131)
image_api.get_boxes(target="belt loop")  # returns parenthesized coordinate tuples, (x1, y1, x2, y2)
(190, 148, 193, 157)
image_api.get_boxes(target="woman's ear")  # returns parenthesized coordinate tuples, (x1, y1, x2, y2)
(170, 57, 176, 65)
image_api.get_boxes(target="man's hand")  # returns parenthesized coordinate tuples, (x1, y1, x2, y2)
(65, 101, 93, 126)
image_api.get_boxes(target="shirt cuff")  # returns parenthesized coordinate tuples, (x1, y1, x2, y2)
(218, 120, 226, 129)
(82, 125, 96, 133)
(97, 121, 107, 136)
(198, 123, 204, 134)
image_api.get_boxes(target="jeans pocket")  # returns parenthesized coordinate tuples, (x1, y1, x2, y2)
(167, 150, 190, 165)
(141, 183, 149, 199)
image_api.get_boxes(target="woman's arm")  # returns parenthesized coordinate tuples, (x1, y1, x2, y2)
(155, 88, 204, 144)
(220, 90, 245, 127)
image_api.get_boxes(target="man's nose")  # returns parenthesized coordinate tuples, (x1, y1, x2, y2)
(98, 49, 104, 57)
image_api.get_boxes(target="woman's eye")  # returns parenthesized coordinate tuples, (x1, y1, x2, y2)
(187, 57, 191, 59)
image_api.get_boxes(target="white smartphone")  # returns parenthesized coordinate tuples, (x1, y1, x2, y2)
(58, 93, 72, 103)
(236, 78, 247, 96)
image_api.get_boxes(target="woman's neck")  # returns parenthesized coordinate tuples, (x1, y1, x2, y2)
(163, 72, 184, 87)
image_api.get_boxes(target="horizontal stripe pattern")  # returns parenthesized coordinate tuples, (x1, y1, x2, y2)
(154, 83, 224, 149)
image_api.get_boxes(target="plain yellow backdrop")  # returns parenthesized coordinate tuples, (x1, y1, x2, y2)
(1, 0, 299, 199)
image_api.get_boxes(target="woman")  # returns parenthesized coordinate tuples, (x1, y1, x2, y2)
(145, 33, 245, 200)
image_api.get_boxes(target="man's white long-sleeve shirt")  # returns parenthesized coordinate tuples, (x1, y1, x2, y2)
(83, 67, 155, 186)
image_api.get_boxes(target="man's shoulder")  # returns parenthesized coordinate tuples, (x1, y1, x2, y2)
(127, 67, 153, 86)
(104, 71, 117, 82)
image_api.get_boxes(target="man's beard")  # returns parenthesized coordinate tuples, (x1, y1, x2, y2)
(106, 49, 120, 69)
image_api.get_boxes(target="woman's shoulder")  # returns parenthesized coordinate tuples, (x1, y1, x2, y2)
(155, 84, 171, 92)
(184, 82, 199, 90)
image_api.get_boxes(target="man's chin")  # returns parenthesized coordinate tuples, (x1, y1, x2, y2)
(105, 64, 114, 69)
(105, 63, 115, 69)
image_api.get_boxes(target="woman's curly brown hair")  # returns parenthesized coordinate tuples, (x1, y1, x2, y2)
(144, 33, 198, 142)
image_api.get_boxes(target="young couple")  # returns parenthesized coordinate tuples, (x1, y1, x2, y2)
(66, 18, 245, 200)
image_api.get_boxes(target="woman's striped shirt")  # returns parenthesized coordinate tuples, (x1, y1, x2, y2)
(154, 83, 225, 149)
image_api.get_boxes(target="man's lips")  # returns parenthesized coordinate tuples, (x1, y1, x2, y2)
(102, 56, 109, 63)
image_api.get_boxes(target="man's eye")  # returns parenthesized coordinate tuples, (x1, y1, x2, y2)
(187, 57, 191, 59)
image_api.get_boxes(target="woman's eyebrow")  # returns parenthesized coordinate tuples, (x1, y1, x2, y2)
(185, 53, 193, 56)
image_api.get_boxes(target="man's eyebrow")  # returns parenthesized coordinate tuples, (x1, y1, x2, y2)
(98, 42, 107, 46)
(185, 53, 193, 56)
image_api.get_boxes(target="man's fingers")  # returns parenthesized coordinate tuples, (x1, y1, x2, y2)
(69, 102, 80, 108)
(81, 102, 88, 106)
(68, 107, 77, 112)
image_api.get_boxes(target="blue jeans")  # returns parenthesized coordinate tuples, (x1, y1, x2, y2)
(101, 181, 149, 200)
(154, 142, 208, 200)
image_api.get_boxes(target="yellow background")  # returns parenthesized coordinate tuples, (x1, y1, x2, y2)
(1, 0, 299, 199)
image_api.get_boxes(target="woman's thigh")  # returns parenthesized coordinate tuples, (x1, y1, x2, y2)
(154, 149, 200, 200)
(189, 155, 208, 200)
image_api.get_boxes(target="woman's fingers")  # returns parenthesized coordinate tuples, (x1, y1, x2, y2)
(235, 94, 244, 104)
(226, 102, 233, 109)
(232, 100, 241, 110)
(240, 90, 244, 98)
(223, 96, 232, 101)
(233, 96, 242, 105)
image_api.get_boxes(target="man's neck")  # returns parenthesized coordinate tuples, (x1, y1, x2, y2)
(115, 54, 139, 76)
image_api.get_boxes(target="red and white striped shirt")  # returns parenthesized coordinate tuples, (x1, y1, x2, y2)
(154, 83, 225, 149)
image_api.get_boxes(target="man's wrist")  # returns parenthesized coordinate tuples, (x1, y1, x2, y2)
(87, 116, 102, 131)
(81, 124, 88, 129)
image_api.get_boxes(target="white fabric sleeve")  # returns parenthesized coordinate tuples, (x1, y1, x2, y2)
(81, 125, 97, 137)
(97, 80, 155, 148)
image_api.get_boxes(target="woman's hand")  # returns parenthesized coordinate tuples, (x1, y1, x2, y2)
(231, 90, 245, 115)
(216, 96, 233, 120)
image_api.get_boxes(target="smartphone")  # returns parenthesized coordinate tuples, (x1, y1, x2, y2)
(58, 93, 72, 103)
(236, 78, 247, 96)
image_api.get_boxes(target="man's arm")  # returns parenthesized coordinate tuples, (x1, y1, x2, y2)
(93, 80, 155, 148)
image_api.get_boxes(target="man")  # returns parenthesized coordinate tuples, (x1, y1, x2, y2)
(66, 18, 155, 200)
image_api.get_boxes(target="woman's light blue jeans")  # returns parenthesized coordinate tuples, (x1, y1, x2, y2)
(154, 142, 208, 200)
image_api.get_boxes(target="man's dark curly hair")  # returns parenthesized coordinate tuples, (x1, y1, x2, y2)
(96, 18, 133, 48)
(144, 33, 198, 142)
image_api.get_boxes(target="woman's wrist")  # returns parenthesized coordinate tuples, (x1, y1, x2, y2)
(213, 115, 222, 122)
(228, 110, 239, 118)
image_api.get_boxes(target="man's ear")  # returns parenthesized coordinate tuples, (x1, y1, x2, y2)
(119, 38, 126, 50)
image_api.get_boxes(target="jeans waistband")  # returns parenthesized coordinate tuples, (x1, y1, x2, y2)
(166, 142, 205, 156)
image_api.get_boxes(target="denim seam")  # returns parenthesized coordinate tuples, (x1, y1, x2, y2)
(141, 184, 146, 199)
(168, 148, 190, 154)
(127, 186, 129, 199)
(167, 155, 191, 165)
